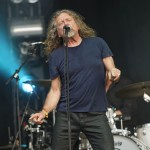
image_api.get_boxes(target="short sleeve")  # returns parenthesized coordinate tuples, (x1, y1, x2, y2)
(48, 54, 59, 80)
(99, 38, 113, 58)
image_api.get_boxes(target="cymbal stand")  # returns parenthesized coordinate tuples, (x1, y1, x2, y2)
(5, 52, 35, 150)
(28, 126, 34, 150)
(8, 126, 13, 145)
(6, 58, 28, 150)
(52, 109, 55, 126)
(120, 116, 123, 130)
(12, 92, 33, 150)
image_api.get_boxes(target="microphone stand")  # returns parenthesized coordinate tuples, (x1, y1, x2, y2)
(64, 28, 71, 150)
(5, 52, 35, 150)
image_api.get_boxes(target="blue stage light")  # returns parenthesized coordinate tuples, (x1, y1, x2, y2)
(0, 24, 27, 79)
(22, 83, 33, 93)
(19, 75, 35, 93)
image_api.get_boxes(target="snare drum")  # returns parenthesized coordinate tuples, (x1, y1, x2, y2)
(136, 123, 150, 147)
(114, 135, 140, 150)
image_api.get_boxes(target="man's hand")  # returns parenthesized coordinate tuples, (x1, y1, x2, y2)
(29, 111, 45, 124)
(108, 68, 121, 82)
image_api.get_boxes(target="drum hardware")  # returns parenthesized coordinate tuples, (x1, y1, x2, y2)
(106, 108, 117, 130)
(113, 115, 132, 134)
(34, 129, 46, 150)
(79, 138, 92, 150)
(79, 132, 92, 150)
(143, 92, 150, 102)
(117, 115, 131, 135)
(106, 108, 131, 136)
(24, 124, 42, 150)
(24, 119, 52, 150)
(120, 115, 124, 130)
(26, 126, 51, 150)
(28, 130, 34, 150)
(114, 115, 131, 122)
(112, 128, 131, 136)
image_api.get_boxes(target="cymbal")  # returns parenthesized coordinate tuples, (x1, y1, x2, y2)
(23, 79, 51, 87)
(0, 144, 13, 149)
(115, 81, 150, 99)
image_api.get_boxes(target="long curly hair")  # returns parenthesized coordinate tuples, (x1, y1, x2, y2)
(44, 9, 96, 56)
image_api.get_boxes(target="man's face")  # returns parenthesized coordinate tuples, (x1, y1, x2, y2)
(55, 13, 79, 38)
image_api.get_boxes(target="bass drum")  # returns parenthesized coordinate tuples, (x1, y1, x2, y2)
(113, 135, 140, 150)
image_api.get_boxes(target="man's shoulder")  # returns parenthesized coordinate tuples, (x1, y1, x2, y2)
(85, 36, 106, 43)
(51, 46, 64, 55)
(83, 37, 104, 44)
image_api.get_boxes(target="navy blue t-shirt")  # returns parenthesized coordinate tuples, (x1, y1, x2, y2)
(48, 37, 113, 112)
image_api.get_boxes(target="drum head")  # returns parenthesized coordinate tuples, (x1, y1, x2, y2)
(114, 135, 140, 150)
(136, 123, 150, 147)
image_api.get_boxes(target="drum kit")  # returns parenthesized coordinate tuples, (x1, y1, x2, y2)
(106, 107, 150, 150)
(2, 80, 149, 150)
(108, 81, 150, 150)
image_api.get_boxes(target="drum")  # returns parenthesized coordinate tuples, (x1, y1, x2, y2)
(136, 123, 150, 147)
(113, 135, 140, 150)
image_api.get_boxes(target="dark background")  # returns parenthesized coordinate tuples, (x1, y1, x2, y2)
(1, 0, 150, 146)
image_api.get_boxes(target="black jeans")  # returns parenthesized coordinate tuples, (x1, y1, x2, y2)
(52, 112, 114, 150)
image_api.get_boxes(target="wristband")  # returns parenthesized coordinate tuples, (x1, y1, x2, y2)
(42, 109, 48, 118)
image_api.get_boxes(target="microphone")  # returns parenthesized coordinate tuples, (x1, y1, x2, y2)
(30, 41, 44, 45)
(20, 42, 44, 47)
(63, 25, 70, 31)
(63, 26, 70, 36)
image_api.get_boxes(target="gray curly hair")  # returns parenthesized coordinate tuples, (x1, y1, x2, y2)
(44, 9, 96, 56)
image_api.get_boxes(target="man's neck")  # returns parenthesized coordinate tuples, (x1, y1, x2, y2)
(64, 34, 82, 47)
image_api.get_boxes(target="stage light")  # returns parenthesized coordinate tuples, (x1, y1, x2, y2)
(20, 75, 35, 93)
(9, 18, 44, 37)
(22, 83, 34, 93)
(28, 0, 39, 3)
(11, 0, 23, 4)
(22, 83, 33, 93)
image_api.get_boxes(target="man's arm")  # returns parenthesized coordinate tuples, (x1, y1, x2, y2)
(42, 76, 61, 113)
(30, 76, 61, 124)
(103, 56, 121, 79)
(103, 56, 121, 92)
(105, 71, 113, 92)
